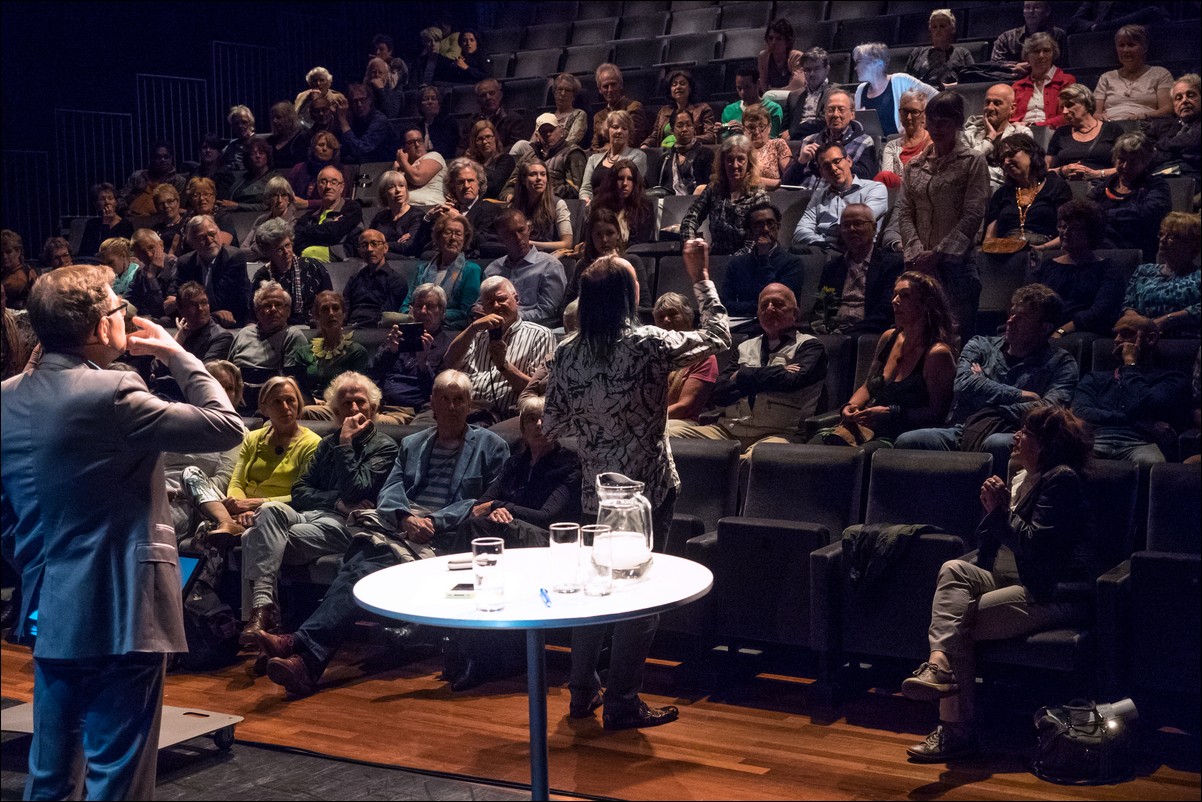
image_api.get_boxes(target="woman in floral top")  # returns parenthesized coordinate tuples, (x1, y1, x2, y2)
(542, 239, 730, 731)
(299, 291, 369, 404)
(680, 136, 770, 255)
(1123, 211, 1201, 336)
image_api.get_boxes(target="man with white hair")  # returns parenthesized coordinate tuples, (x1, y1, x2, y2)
(255, 370, 509, 697)
(165, 214, 251, 326)
(240, 371, 399, 646)
(445, 274, 557, 425)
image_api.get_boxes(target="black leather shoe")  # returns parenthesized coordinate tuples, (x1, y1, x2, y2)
(906, 724, 978, 762)
(569, 691, 604, 719)
(377, 623, 421, 649)
(603, 700, 680, 731)
(449, 657, 493, 692)
(240, 603, 281, 648)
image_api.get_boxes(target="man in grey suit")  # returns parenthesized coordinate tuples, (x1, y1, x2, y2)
(1, 265, 245, 800)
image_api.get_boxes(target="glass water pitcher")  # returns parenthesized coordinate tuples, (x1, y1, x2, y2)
(594, 472, 654, 584)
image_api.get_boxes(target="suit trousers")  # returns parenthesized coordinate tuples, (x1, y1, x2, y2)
(927, 558, 1084, 724)
(27, 652, 165, 801)
(242, 501, 352, 608)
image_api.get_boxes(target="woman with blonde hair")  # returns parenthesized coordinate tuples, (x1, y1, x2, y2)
(465, 119, 515, 201)
(580, 110, 647, 201)
(294, 66, 347, 127)
(680, 135, 769, 254)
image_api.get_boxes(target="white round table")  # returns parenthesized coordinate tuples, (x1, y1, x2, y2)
(354, 548, 712, 800)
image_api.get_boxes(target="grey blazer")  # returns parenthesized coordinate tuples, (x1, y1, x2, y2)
(1, 350, 245, 659)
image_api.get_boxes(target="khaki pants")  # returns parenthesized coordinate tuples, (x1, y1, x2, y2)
(667, 420, 793, 461)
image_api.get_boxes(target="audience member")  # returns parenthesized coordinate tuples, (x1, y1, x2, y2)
(564, 207, 653, 320)
(1088, 132, 1172, 259)
(153, 184, 187, 256)
(246, 177, 300, 259)
(652, 293, 719, 423)
(961, 85, 1033, 190)
(185, 133, 231, 194)
(510, 160, 570, 252)
(416, 86, 461, 162)
(256, 371, 508, 699)
(1148, 74, 1200, 178)
(166, 215, 251, 326)
(445, 275, 556, 427)
(1068, 2, 1169, 35)
(394, 126, 447, 207)
(241, 370, 398, 644)
(459, 79, 528, 154)
(783, 48, 834, 140)
(221, 138, 280, 211)
(542, 243, 729, 730)
(464, 119, 514, 201)
(985, 133, 1072, 249)
(335, 82, 396, 164)
(1073, 313, 1189, 464)
(513, 114, 587, 200)
(1122, 211, 1201, 337)
(294, 66, 346, 128)
(743, 104, 793, 191)
(673, 280, 825, 451)
(98, 237, 138, 300)
(173, 282, 233, 363)
(251, 218, 333, 326)
(722, 203, 804, 318)
(484, 209, 567, 327)
(591, 159, 656, 247)
(440, 30, 491, 84)
(894, 284, 1079, 472)
(401, 212, 482, 327)
(344, 229, 408, 328)
(853, 42, 938, 139)
(1, 230, 37, 310)
(419, 158, 505, 259)
(681, 136, 770, 255)
(267, 101, 309, 169)
(293, 166, 363, 261)
(182, 177, 239, 249)
(794, 143, 888, 254)
(719, 67, 784, 139)
(368, 171, 424, 257)
(365, 57, 405, 118)
(906, 9, 975, 89)
(879, 90, 932, 184)
(810, 203, 904, 335)
(758, 18, 805, 104)
(40, 236, 72, 271)
(0, 281, 35, 379)
(287, 130, 352, 208)
(298, 291, 370, 403)
(991, 1, 1067, 69)
(788, 90, 879, 189)
(1010, 33, 1076, 127)
(814, 271, 957, 451)
(411, 27, 447, 88)
(548, 73, 588, 150)
(180, 375, 320, 542)
(1046, 85, 1123, 178)
(591, 64, 649, 153)
(643, 70, 716, 148)
(901, 405, 1095, 762)
(222, 105, 260, 173)
(1028, 200, 1126, 337)
(581, 111, 648, 202)
(126, 229, 170, 319)
(1095, 25, 1173, 121)
(79, 182, 134, 258)
(120, 141, 187, 217)
(653, 108, 713, 197)
(898, 91, 990, 333)
(228, 282, 309, 410)
(367, 283, 452, 423)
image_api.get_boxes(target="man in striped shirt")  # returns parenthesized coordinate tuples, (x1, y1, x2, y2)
(257, 370, 508, 697)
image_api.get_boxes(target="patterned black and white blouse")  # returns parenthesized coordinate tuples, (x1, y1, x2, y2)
(542, 279, 731, 514)
(679, 187, 771, 256)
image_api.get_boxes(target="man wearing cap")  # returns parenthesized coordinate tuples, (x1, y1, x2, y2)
(509, 113, 588, 200)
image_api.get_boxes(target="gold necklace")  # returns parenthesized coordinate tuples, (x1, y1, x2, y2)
(1015, 180, 1045, 235)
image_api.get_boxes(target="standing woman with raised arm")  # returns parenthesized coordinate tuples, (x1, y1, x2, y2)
(542, 239, 730, 731)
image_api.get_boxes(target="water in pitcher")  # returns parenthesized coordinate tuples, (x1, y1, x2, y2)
(594, 530, 653, 583)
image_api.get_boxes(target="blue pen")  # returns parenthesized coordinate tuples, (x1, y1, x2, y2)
(539, 588, 552, 608)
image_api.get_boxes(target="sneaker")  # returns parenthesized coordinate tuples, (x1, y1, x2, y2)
(603, 700, 680, 731)
(901, 661, 959, 702)
(906, 724, 978, 762)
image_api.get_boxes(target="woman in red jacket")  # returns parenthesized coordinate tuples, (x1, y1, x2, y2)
(1010, 32, 1076, 128)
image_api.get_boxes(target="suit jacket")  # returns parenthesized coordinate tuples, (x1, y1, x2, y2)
(814, 248, 904, 334)
(293, 199, 364, 254)
(169, 247, 252, 326)
(0, 351, 245, 658)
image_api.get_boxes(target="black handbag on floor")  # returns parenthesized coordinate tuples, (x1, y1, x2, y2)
(1031, 699, 1135, 784)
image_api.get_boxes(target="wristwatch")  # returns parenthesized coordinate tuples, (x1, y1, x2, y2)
(1055, 328, 1067, 336)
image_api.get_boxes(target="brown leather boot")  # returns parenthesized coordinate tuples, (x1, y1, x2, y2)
(239, 602, 281, 648)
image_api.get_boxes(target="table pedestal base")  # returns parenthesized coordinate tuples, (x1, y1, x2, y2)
(526, 629, 549, 800)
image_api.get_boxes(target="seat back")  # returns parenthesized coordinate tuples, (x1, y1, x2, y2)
(1147, 463, 1202, 554)
(834, 16, 898, 50)
(1083, 460, 1141, 573)
(669, 437, 741, 534)
(511, 49, 563, 80)
(720, 4, 771, 31)
(570, 18, 619, 46)
(865, 449, 992, 544)
(524, 24, 569, 51)
(720, 26, 766, 63)
(743, 444, 866, 534)
(564, 44, 613, 75)
(617, 14, 670, 40)
(813, 334, 857, 414)
(668, 6, 721, 35)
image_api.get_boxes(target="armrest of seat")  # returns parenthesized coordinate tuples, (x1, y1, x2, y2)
(810, 541, 844, 653)
(803, 411, 840, 440)
(1096, 559, 1131, 696)
(666, 513, 705, 555)
(684, 531, 718, 564)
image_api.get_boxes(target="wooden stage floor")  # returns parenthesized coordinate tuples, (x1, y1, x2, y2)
(3, 638, 1198, 801)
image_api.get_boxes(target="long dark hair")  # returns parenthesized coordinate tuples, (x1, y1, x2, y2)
(592, 159, 654, 240)
(512, 158, 558, 241)
(576, 255, 637, 361)
(896, 270, 959, 354)
(997, 132, 1049, 184)
(581, 206, 627, 265)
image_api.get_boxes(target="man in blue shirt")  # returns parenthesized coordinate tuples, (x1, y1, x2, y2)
(792, 143, 888, 254)
(721, 202, 804, 318)
(483, 209, 567, 328)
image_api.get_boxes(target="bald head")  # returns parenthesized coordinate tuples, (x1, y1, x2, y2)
(757, 282, 799, 339)
(984, 84, 1016, 128)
